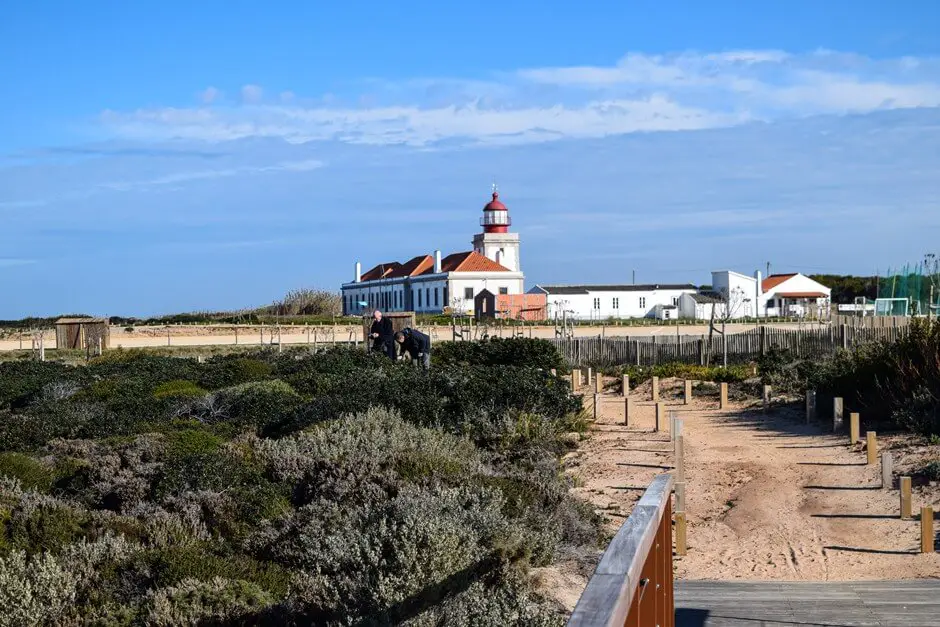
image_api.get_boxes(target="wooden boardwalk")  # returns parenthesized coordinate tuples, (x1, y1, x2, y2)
(676, 580, 940, 626)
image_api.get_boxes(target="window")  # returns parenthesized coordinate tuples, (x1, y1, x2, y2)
(612, 297, 619, 309)
(639, 297, 647, 308)
(664, 309, 671, 320)
(434, 288, 439, 306)
(593, 298, 600, 310)
(425, 288, 430, 307)
(464, 287, 473, 299)
(499, 287, 508, 295)
(672, 296, 679, 307)
(418, 289, 422, 308)
(444, 286, 448, 307)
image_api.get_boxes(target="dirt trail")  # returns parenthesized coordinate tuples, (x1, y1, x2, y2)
(562, 378, 940, 592)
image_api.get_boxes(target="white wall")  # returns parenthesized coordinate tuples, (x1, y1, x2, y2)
(447, 274, 525, 314)
(472, 233, 521, 272)
(678, 294, 725, 320)
(342, 272, 524, 315)
(544, 287, 696, 321)
(711, 271, 757, 319)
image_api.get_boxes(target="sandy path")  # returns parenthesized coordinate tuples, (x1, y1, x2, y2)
(563, 378, 940, 586)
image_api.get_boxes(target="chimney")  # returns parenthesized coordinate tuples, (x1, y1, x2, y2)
(355, 261, 362, 283)
(434, 250, 442, 274)
(754, 270, 763, 317)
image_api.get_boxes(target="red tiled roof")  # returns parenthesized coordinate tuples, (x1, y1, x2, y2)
(762, 273, 798, 292)
(359, 251, 511, 282)
(436, 251, 511, 273)
(388, 255, 433, 278)
(360, 262, 400, 281)
(775, 291, 827, 299)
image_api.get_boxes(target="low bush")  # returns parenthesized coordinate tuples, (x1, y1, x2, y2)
(607, 362, 751, 388)
(434, 337, 564, 372)
(0, 347, 595, 622)
(152, 380, 206, 400)
(0, 453, 56, 493)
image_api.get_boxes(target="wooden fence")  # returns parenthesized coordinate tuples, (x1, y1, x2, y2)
(550, 325, 908, 367)
(568, 474, 675, 626)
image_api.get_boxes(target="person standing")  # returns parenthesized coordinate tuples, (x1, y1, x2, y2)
(369, 310, 396, 360)
(395, 327, 431, 370)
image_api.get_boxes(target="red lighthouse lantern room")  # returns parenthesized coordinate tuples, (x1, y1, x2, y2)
(481, 185, 511, 233)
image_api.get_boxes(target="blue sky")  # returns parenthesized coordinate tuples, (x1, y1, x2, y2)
(2, 1, 939, 317)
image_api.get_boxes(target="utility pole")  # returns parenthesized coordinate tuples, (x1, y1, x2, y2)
(632, 269, 636, 285)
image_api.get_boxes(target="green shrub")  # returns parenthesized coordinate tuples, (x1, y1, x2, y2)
(144, 577, 273, 626)
(0, 453, 56, 492)
(153, 380, 206, 400)
(434, 338, 564, 371)
(609, 362, 750, 388)
(921, 459, 940, 482)
(211, 379, 303, 429)
(4, 501, 90, 555)
(124, 544, 292, 598)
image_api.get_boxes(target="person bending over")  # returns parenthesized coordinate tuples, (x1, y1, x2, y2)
(369, 310, 396, 360)
(395, 327, 431, 370)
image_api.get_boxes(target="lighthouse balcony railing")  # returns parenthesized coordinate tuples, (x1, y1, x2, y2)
(480, 214, 511, 227)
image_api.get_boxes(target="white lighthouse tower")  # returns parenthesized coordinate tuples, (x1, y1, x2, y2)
(472, 185, 521, 272)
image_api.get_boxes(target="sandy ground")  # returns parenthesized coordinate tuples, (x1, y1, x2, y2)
(0, 321, 814, 351)
(541, 378, 940, 612)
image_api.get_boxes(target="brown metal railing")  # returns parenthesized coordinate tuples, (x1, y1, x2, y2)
(568, 474, 675, 627)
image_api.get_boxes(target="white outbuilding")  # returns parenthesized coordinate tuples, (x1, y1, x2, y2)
(528, 284, 698, 321)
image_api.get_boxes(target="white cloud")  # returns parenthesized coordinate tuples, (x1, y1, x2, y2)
(0, 258, 37, 268)
(200, 86, 221, 104)
(241, 84, 264, 103)
(100, 49, 940, 147)
(98, 159, 324, 191)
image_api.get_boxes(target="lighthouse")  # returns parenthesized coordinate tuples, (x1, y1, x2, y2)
(473, 185, 521, 272)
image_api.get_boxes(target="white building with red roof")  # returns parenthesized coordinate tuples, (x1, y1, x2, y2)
(759, 272, 831, 318)
(341, 188, 524, 315)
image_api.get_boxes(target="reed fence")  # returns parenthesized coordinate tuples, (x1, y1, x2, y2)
(550, 324, 907, 367)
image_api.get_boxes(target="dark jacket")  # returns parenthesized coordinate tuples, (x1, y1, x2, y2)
(398, 327, 430, 359)
(370, 317, 394, 345)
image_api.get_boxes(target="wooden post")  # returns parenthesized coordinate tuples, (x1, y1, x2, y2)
(922, 508, 935, 553)
(675, 511, 688, 556)
(235, 326, 239, 345)
(675, 482, 686, 512)
(866, 431, 877, 465)
(624, 397, 632, 426)
(593, 394, 599, 421)
(881, 452, 893, 489)
(676, 435, 685, 483)
(849, 412, 860, 444)
(805, 390, 816, 423)
(673, 416, 683, 450)
(762, 384, 771, 412)
(833, 397, 844, 433)
(684, 379, 692, 405)
(587, 367, 593, 387)
(622, 374, 629, 397)
(655, 402, 664, 432)
(900, 476, 912, 519)
(595, 372, 603, 393)
(651, 376, 660, 402)
(719, 382, 728, 409)
(571, 371, 578, 392)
